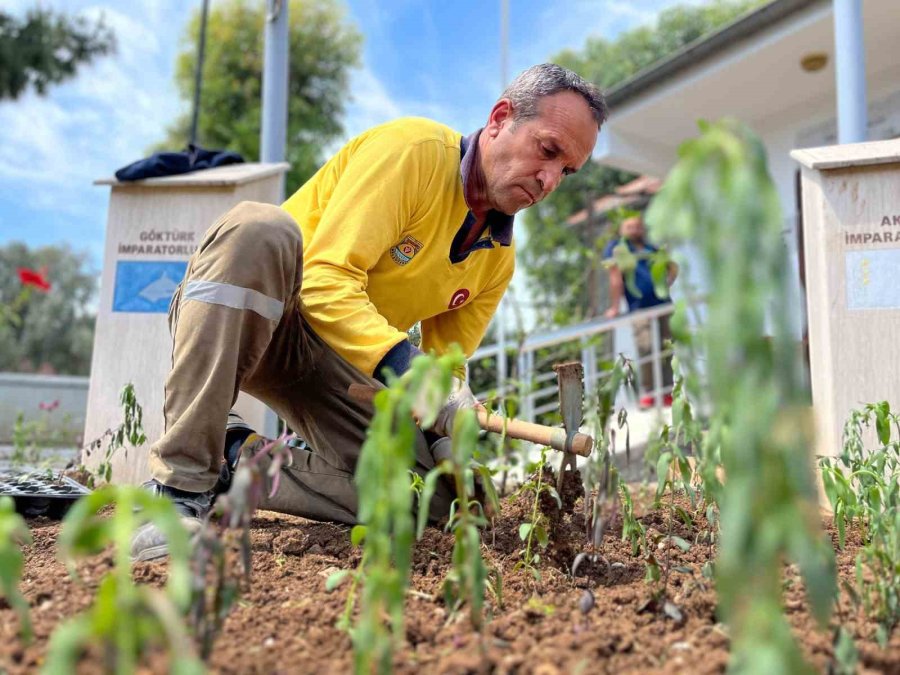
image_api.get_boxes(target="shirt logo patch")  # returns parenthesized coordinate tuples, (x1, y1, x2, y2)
(389, 235, 423, 265)
(448, 288, 470, 309)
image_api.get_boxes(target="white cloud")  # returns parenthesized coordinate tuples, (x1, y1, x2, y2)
(338, 63, 458, 149)
(343, 65, 403, 137)
(0, 1, 191, 254)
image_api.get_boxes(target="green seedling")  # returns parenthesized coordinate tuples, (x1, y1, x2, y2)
(417, 409, 500, 629)
(44, 485, 203, 675)
(821, 402, 900, 647)
(80, 383, 147, 487)
(514, 447, 558, 580)
(0, 496, 33, 642)
(351, 349, 462, 675)
(581, 355, 633, 549)
(326, 524, 368, 632)
(647, 118, 836, 674)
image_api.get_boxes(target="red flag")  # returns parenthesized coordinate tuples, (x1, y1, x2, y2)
(17, 267, 51, 292)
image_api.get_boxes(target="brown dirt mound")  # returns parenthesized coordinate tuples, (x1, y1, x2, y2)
(1, 474, 898, 674)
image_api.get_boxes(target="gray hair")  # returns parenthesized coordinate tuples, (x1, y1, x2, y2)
(501, 63, 607, 128)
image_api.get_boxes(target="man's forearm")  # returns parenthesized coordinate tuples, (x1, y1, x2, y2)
(608, 269, 624, 308)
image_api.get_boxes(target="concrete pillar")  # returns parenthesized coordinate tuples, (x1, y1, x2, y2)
(792, 141, 900, 457)
(85, 162, 289, 484)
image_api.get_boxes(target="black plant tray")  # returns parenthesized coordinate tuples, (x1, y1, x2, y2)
(0, 470, 91, 518)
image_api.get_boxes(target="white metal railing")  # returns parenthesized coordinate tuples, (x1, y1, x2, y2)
(468, 303, 677, 423)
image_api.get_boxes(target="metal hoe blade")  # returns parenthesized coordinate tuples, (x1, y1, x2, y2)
(553, 361, 584, 493)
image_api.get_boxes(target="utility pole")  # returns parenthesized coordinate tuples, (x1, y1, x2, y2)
(188, 0, 210, 147)
(261, 0, 289, 195)
(500, 0, 509, 91)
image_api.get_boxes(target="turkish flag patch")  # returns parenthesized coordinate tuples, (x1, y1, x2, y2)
(448, 288, 470, 309)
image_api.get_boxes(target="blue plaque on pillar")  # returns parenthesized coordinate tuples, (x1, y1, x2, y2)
(112, 261, 187, 313)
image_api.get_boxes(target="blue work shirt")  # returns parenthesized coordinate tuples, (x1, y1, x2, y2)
(602, 238, 670, 312)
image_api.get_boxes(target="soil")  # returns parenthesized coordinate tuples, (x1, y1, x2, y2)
(1, 469, 899, 675)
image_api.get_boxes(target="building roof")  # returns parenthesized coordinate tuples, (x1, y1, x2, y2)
(566, 175, 661, 227)
(615, 175, 662, 197)
(606, 0, 826, 109)
(594, 0, 900, 181)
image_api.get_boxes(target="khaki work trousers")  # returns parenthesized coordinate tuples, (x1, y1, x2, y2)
(148, 201, 452, 525)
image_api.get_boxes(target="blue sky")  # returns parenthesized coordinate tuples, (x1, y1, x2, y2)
(0, 0, 697, 275)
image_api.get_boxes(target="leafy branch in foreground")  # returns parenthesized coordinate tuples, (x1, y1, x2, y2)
(44, 485, 203, 675)
(822, 402, 900, 647)
(352, 349, 462, 675)
(0, 496, 33, 643)
(417, 410, 499, 629)
(646, 118, 836, 673)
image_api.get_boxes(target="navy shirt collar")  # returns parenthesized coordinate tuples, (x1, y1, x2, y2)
(459, 130, 513, 247)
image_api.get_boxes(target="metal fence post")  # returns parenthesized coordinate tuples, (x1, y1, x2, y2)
(496, 298, 507, 397)
(651, 315, 663, 411)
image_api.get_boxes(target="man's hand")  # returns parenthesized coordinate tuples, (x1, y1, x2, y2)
(604, 306, 620, 319)
(432, 378, 478, 437)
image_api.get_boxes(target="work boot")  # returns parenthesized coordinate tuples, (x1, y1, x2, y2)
(130, 480, 214, 562)
(132, 411, 258, 562)
(213, 412, 257, 495)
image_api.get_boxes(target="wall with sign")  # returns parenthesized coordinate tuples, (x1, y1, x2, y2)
(85, 163, 288, 484)
(792, 141, 900, 458)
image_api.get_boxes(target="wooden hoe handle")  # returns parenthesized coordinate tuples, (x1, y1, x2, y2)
(347, 384, 593, 458)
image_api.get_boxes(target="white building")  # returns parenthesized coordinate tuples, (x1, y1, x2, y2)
(595, 0, 900, 327)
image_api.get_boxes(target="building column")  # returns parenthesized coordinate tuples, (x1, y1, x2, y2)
(833, 0, 868, 144)
(261, 0, 289, 170)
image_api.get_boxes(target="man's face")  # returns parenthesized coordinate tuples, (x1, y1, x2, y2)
(620, 216, 645, 243)
(480, 91, 598, 215)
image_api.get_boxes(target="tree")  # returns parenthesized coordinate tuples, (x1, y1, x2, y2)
(0, 242, 97, 375)
(0, 8, 115, 101)
(522, 0, 767, 326)
(159, 0, 362, 193)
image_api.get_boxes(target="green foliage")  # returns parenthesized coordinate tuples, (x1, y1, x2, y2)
(584, 355, 634, 546)
(327, 525, 367, 632)
(0, 8, 115, 100)
(618, 482, 645, 557)
(10, 409, 81, 467)
(159, 0, 361, 192)
(821, 402, 900, 645)
(418, 411, 497, 629)
(521, 0, 767, 325)
(352, 350, 461, 675)
(0, 242, 97, 374)
(521, 161, 634, 324)
(514, 448, 558, 579)
(0, 496, 33, 642)
(82, 383, 147, 488)
(44, 486, 204, 675)
(554, 0, 766, 89)
(646, 119, 836, 674)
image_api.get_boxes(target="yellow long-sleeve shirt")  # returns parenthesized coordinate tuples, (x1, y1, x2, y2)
(281, 117, 516, 377)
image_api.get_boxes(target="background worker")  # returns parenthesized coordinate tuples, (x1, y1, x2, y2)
(603, 214, 678, 409)
(132, 63, 607, 561)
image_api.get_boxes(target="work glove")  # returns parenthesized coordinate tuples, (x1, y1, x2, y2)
(431, 377, 477, 437)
